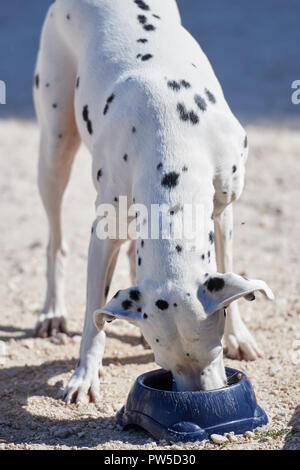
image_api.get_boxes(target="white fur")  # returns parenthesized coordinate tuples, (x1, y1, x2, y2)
(34, 0, 273, 403)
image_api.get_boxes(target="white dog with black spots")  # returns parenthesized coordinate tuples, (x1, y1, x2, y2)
(34, 0, 274, 404)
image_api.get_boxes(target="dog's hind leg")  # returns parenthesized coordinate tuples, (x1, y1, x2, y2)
(34, 12, 80, 337)
(214, 204, 263, 360)
(127, 240, 150, 349)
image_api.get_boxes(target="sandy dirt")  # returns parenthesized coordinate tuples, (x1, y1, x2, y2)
(0, 119, 299, 450)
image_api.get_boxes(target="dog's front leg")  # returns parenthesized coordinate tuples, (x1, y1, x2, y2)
(214, 204, 263, 361)
(63, 229, 122, 404)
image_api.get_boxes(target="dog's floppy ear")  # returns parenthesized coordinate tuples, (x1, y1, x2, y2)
(197, 272, 274, 315)
(94, 286, 143, 330)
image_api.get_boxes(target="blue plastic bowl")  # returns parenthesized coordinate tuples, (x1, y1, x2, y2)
(117, 367, 268, 442)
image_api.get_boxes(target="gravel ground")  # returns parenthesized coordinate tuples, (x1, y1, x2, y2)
(0, 120, 299, 451)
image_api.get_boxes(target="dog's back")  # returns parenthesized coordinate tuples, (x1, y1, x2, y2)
(35, 0, 238, 153)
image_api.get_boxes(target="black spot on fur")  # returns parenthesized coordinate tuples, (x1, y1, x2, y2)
(137, 38, 148, 43)
(137, 308, 142, 312)
(152, 14, 161, 19)
(134, 0, 150, 11)
(201, 254, 205, 260)
(176, 245, 182, 253)
(82, 105, 93, 135)
(45, 83, 50, 88)
(194, 94, 207, 112)
(83, 105, 89, 121)
(181, 80, 191, 89)
(141, 54, 153, 61)
(103, 94, 115, 115)
(156, 299, 169, 310)
(138, 14, 147, 24)
(35, 74, 39, 89)
(168, 80, 181, 92)
(205, 88, 216, 104)
(157, 162, 163, 170)
(97, 169, 102, 181)
(173, 303, 178, 307)
(123, 154, 128, 162)
(107, 94, 115, 103)
(161, 172, 180, 189)
(177, 103, 199, 125)
(130, 289, 140, 301)
(52, 103, 57, 109)
(138, 257, 142, 266)
(114, 197, 118, 202)
(132, 126, 136, 133)
(122, 299, 133, 310)
(143, 313, 148, 319)
(87, 120, 93, 135)
(76, 77, 80, 88)
(177, 103, 189, 121)
(232, 165, 237, 173)
(156, 338, 159, 343)
(182, 166, 188, 172)
(141, 240, 144, 248)
(189, 111, 199, 125)
(244, 136, 248, 148)
(66, 13, 71, 20)
(205, 277, 225, 292)
(144, 24, 155, 31)
(209, 231, 214, 244)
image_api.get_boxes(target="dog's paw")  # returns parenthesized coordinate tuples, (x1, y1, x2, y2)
(34, 313, 68, 338)
(224, 321, 263, 361)
(63, 365, 101, 405)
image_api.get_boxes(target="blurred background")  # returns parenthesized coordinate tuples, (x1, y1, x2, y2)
(0, 0, 299, 122)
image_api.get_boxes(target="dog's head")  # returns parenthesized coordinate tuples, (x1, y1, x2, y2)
(94, 273, 273, 391)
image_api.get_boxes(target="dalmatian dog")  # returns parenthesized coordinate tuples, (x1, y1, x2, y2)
(34, 0, 274, 404)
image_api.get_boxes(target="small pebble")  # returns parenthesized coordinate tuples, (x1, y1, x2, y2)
(23, 339, 34, 350)
(70, 335, 82, 344)
(244, 431, 255, 439)
(50, 333, 68, 345)
(0, 341, 7, 356)
(259, 436, 272, 443)
(269, 364, 281, 376)
(225, 432, 238, 443)
(210, 434, 228, 445)
(53, 428, 72, 439)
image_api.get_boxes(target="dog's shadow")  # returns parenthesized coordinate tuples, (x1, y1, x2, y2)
(283, 405, 300, 450)
(0, 325, 33, 342)
(0, 350, 155, 448)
